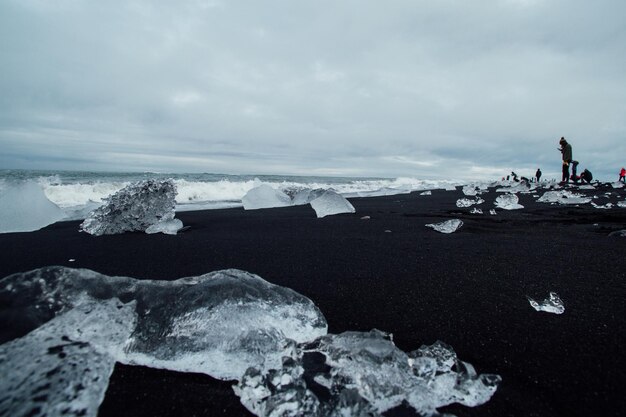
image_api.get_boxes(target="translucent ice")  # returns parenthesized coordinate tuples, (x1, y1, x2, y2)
(235, 330, 501, 417)
(145, 218, 184, 234)
(242, 184, 292, 210)
(462, 185, 478, 196)
(489, 209, 497, 215)
(291, 188, 326, 206)
(420, 190, 432, 196)
(0, 267, 328, 380)
(611, 182, 625, 189)
(80, 179, 177, 235)
(618, 201, 626, 208)
(495, 194, 524, 210)
(310, 190, 355, 218)
(591, 202, 613, 210)
(537, 190, 591, 205)
(0, 181, 66, 233)
(578, 184, 595, 190)
(527, 292, 565, 314)
(470, 208, 483, 214)
(456, 198, 484, 208)
(426, 219, 463, 233)
(0, 298, 137, 417)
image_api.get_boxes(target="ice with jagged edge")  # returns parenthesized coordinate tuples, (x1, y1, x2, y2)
(618, 201, 626, 208)
(80, 179, 177, 235)
(235, 330, 501, 417)
(0, 298, 137, 417)
(496, 182, 531, 194)
(426, 219, 463, 234)
(591, 202, 614, 210)
(537, 190, 591, 205)
(495, 194, 524, 210)
(242, 184, 292, 210)
(145, 218, 184, 235)
(0, 267, 328, 382)
(611, 182, 625, 189)
(291, 188, 326, 206)
(527, 292, 565, 314)
(578, 184, 595, 190)
(456, 197, 484, 208)
(0, 181, 66, 234)
(470, 208, 483, 214)
(489, 209, 497, 215)
(420, 190, 432, 196)
(310, 190, 355, 218)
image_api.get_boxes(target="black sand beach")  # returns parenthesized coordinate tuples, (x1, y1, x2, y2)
(1, 185, 625, 417)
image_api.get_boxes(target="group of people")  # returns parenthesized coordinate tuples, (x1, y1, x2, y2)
(558, 137, 593, 184)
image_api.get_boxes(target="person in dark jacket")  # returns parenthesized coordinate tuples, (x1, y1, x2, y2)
(559, 137, 573, 183)
(580, 169, 593, 184)
(535, 168, 542, 182)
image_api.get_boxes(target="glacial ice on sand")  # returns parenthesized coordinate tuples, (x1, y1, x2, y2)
(80, 179, 177, 235)
(291, 188, 326, 206)
(0, 267, 500, 417)
(617, 201, 626, 208)
(470, 208, 483, 214)
(495, 194, 524, 210)
(145, 218, 184, 235)
(0, 181, 65, 233)
(310, 190, 355, 218)
(420, 190, 432, 195)
(242, 184, 292, 210)
(537, 190, 591, 205)
(527, 292, 565, 314)
(489, 209, 497, 215)
(235, 330, 501, 417)
(426, 219, 463, 233)
(456, 197, 484, 208)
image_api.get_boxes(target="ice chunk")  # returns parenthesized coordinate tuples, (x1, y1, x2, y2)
(456, 197, 484, 208)
(495, 194, 524, 210)
(470, 208, 483, 214)
(462, 185, 478, 196)
(236, 330, 501, 417)
(527, 292, 565, 314)
(537, 190, 591, 205)
(310, 190, 355, 218)
(591, 202, 613, 210)
(489, 209, 497, 215)
(80, 179, 177, 235)
(608, 229, 626, 237)
(420, 190, 432, 196)
(578, 184, 595, 190)
(242, 184, 292, 210)
(426, 219, 463, 234)
(291, 188, 326, 206)
(0, 267, 328, 380)
(0, 181, 66, 233)
(0, 298, 137, 417)
(618, 201, 626, 208)
(611, 182, 625, 189)
(145, 218, 184, 235)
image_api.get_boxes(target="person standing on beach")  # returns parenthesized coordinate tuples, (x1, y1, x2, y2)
(619, 167, 626, 183)
(536, 168, 542, 182)
(559, 137, 573, 183)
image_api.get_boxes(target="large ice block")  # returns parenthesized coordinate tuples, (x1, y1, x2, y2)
(80, 179, 177, 235)
(537, 191, 591, 205)
(291, 188, 326, 206)
(426, 219, 463, 233)
(0, 181, 66, 233)
(242, 184, 292, 210)
(527, 292, 565, 314)
(495, 194, 524, 210)
(310, 190, 355, 218)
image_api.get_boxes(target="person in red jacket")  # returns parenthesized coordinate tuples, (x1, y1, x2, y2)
(619, 167, 626, 183)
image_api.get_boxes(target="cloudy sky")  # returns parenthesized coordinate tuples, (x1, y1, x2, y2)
(1, 0, 625, 180)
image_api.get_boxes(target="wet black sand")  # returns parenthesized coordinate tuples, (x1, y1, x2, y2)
(1, 184, 625, 417)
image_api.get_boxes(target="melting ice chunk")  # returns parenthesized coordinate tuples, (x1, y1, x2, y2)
(145, 218, 184, 235)
(591, 202, 613, 210)
(617, 201, 626, 208)
(489, 209, 497, 215)
(420, 190, 432, 196)
(608, 229, 626, 237)
(0, 181, 66, 233)
(242, 184, 292, 210)
(426, 219, 463, 233)
(310, 190, 355, 218)
(291, 188, 326, 206)
(527, 292, 565, 314)
(495, 194, 524, 210)
(235, 330, 501, 417)
(470, 208, 483, 214)
(537, 191, 591, 205)
(80, 179, 177, 235)
(456, 197, 484, 208)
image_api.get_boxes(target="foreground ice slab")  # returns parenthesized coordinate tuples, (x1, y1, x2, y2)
(310, 190, 355, 218)
(80, 179, 177, 235)
(426, 219, 463, 234)
(495, 194, 524, 210)
(527, 292, 565, 314)
(242, 184, 292, 210)
(0, 181, 66, 233)
(235, 330, 501, 417)
(537, 190, 591, 205)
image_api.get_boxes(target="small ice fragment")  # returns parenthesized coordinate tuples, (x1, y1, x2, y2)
(457, 198, 484, 208)
(470, 208, 483, 214)
(68, 259, 76, 262)
(0, 181, 66, 233)
(591, 202, 613, 210)
(145, 218, 184, 235)
(426, 219, 463, 234)
(419, 191, 432, 196)
(360, 216, 371, 220)
(495, 194, 524, 210)
(611, 182, 624, 189)
(384, 229, 392, 233)
(462, 185, 478, 196)
(618, 201, 626, 208)
(527, 292, 565, 314)
(608, 230, 626, 237)
(310, 191, 355, 218)
(489, 209, 497, 215)
(80, 179, 177, 235)
(242, 185, 292, 210)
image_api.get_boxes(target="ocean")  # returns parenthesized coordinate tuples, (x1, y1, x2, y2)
(0, 169, 461, 217)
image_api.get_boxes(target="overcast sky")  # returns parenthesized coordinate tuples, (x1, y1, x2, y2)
(1, 0, 624, 180)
